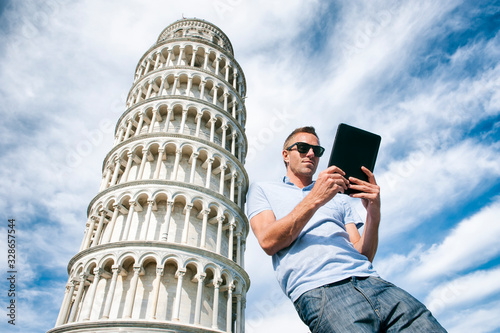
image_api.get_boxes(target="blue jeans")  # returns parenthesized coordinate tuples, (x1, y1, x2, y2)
(293, 276, 447, 333)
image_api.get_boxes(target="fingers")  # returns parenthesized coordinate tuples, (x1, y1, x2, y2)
(349, 167, 377, 186)
(325, 165, 345, 176)
(347, 167, 379, 199)
(361, 166, 376, 184)
(348, 182, 379, 196)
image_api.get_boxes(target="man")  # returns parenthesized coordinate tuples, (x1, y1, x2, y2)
(246, 126, 446, 332)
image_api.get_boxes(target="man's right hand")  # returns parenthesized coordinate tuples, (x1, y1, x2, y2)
(309, 165, 349, 207)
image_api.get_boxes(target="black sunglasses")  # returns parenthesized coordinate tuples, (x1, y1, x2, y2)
(286, 142, 325, 157)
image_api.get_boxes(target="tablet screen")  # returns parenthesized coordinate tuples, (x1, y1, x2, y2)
(328, 123, 381, 194)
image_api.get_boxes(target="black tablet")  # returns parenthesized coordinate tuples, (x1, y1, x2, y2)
(328, 123, 381, 194)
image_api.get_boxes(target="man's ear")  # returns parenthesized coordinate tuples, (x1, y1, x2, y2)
(282, 149, 289, 166)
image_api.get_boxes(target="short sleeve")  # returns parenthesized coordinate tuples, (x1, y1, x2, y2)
(246, 182, 273, 220)
(341, 196, 363, 229)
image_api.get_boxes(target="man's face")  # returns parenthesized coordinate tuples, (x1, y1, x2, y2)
(283, 132, 320, 177)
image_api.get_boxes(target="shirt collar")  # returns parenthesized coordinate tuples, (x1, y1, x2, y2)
(282, 176, 294, 185)
(282, 176, 315, 190)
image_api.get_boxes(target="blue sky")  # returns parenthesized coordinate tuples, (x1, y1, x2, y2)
(0, 0, 499, 332)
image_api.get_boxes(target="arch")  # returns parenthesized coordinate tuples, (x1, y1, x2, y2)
(98, 255, 117, 270)
(137, 253, 160, 268)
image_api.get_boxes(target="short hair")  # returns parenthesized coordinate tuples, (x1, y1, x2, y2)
(283, 126, 319, 150)
(283, 126, 320, 167)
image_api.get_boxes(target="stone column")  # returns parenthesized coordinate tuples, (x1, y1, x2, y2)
(212, 85, 219, 105)
(123, 265, 143, 318)
(205, 157, 214, 188)
(120, 152, 134, 183)
(102, 204, 120, 244)
(232, 101, 237, 119)
(122, 201, 136, 241)
(209, 117, 216, 142)
(177, 47, 184, 66)
(171, 148, 182, 181)
(193, 273, 206, 325)
(158, 76, 167, 97)
(195, 112, 202, 137)
(154, 52, 161, 69)
(199, 80, 206, 100)
(160, 200, 174, 240)
(189, 152, 199, 183)
(236, 108, 243, 126)
(238, 143, 243, 162)
(214, 56, 220, 75)
(236, 232, 242, 265)
(166, 49, 173, 67)
(110, 157, 122, 186)
(83, 216, 98, 250)
(154, 148, 164, 179)
(172, 269, 186, 321)
(140, 200, 155, 240)
(190, 48, 197, 67)
(232, 70, 238, 89)
(241, 241, 246, 268)
(203, 52, 209, 70)
(56, 281, 75, 326)
(144, 59, 151, 74)
(67, 273, 88, 323)
(186, 76, 193, 97)
(165, 107, 172, 132)
(216, 216, 224, 255)
(200, 209, 209, 248)
(226, 283, 235, 333)
(149, 267, 164, 319)
(223, 92, 229, 112)
(231, 132, 237, 155)
(237, 181, 243, 208)
(101, 265, 123, 319)
(181, 204, 193, 244)
(135, 113, 145, 136)
(235, 294, 242, 333)
(135, 89, 142, 104)
(123, 120, 133, 140)
(221, 124, 228, 149)
(148, 110, 158, 133)
(91, 210, 107, 247)
(219, 164, 227, 195)
(227, 222, 235, 261)
(99, 166, 112, 191)
(230, 172, 237, 201)
(225, 64, 230, 81)
(134, 66, 142, 81)
(82, 268, 110, 321)
(171, 75, 179, 95)
(145, 81, 154, 99)
(137, 149, 149, 180)
(79, 216, 92, 251)
(211, 278, 222, 329)
(179, 109, 188, 134)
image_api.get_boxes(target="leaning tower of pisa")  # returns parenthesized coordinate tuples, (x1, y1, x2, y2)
(48, 18, 249, 333)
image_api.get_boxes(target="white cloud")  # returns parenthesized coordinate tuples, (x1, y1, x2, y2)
(444, 300, 500, 333)
(410, 197, 500, 281)
(426, 266, 500, 315)
(246, 297, 307, 333)
(377, 140, 500, 237)
(376, 197, 500, 288)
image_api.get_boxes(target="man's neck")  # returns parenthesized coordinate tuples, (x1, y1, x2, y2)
(286, 172, 313, 189)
